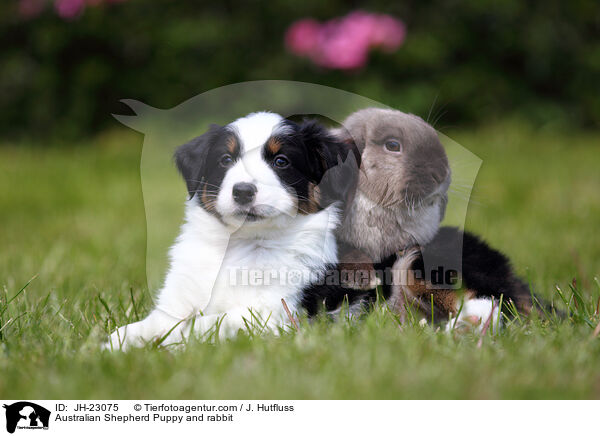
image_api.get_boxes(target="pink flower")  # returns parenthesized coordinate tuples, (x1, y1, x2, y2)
(314, 20, 370, 69)
(340, 11, 378, 46)
(285, 11, 406, 70)
(370, 14, 406, 51)
(54, 0, 86, 19)
(285, 19, 321, 57)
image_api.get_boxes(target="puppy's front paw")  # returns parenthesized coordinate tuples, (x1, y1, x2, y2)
(445, 314, 482, 334)
(445, 298, 501, 334)
(102, 312, 192, 351)
(103, 323, 146, 351)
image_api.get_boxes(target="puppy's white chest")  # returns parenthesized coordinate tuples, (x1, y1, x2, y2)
(204, 215, 338, 315)
(203, 245, 306, 316)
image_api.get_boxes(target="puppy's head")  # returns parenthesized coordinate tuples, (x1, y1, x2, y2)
(338, 108, 450, 216)
(175, 112, 359, 228)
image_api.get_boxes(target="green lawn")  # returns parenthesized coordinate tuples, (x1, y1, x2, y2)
(1, 122, 599, 399)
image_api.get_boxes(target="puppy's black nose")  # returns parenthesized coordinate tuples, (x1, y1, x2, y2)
(232, 182, 257, 205)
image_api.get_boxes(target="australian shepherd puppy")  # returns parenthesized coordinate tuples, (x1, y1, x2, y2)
(105, 112, 359, 350)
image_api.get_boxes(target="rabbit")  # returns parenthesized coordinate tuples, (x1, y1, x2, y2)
(332, 108, 541, 329)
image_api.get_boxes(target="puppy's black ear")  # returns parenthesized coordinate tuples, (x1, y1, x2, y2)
(300, 121, 361, 209)
(174, 125, 218, 197)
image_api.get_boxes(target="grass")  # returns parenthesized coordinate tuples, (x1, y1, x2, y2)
(1, 122, 600, 399)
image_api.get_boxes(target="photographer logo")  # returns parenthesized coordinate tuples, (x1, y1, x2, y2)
(3, 402, 50, 433)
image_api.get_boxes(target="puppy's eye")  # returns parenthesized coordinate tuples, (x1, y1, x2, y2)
(384, 140, 402, 152)
(219, 154, 234, 167)
(273, 155, 290, 169)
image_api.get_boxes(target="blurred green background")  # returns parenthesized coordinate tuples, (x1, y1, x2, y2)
(2, 0, 599, 139)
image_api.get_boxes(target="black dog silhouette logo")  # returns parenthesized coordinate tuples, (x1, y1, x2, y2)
(3, 402, 50, 433)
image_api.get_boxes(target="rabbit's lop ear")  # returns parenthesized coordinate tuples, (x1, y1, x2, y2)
(174, 124, 221, 197)
(300, 120, 361, 209)
(338, 108, 381, 153)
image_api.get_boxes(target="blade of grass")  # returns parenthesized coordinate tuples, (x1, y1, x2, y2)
(154, 318, 187, 348)
(247, 309, 266, 335)
(0, 274, 38, 318)
(450, 297, 466, 331)
(594, 278, 600, 316)
(186, 315, 197, 345)
(567, 280, 595, 328)
(430, 293, 434, 327)
(210, 315, 225, 343)
(496, 294, 504, 333)
(569, 278, 587, 317)
(477, 299, 498, 348)
(281, 299, 299, 332)
(97, 294, 116, 328)
(532, 294, 551, 320)
(555, 285, 571, 318)
(241, 312, 256, 338)
(129, 287, 139, 321)
(507, 299, 523, 324)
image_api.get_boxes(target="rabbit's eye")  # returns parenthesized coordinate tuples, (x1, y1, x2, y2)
(384, 140, 402, 152)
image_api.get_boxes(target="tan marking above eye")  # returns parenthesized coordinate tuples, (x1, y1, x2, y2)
(267, 137, 282, 155)
(226, 136, 238, 154)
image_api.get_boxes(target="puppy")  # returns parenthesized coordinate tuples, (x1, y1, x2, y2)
(332, 108, 537, 329)
(105, 112, 359, 350)
(395, 227, 535, 329)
